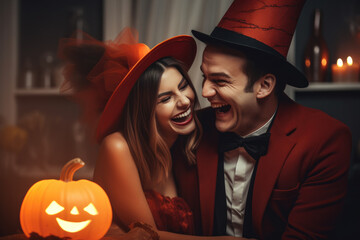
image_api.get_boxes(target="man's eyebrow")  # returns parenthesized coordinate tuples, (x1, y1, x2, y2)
(200, 66, 231, 78)
(208, 72, 231, 78)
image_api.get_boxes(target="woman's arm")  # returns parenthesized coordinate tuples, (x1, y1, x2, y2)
(93, 132, 156, 229)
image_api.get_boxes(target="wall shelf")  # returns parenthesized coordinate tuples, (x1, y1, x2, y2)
(286, 82, 360, 99)
(14, 88, 65, 96)
(296, 82, 360, 92)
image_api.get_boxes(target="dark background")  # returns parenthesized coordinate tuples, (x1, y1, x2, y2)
(0, 0, 359, 238)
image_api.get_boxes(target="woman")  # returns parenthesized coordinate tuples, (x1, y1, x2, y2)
(60, 29, 242, 240)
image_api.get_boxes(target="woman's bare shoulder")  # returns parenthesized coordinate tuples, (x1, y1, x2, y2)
(95, 132, 138, 182)
(100, 132, 130, 152)
(98, 132, 133, 164)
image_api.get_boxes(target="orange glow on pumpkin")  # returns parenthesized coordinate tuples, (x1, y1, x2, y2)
(20, 158, 112, 240)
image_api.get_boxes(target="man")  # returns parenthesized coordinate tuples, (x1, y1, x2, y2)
(174, 0, 352, 239)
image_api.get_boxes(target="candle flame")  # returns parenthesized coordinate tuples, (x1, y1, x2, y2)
(305, 59, 311, 67)
(347, 56, 353, 66)
(337, 58, 343, 67)
(321, 58, 327, 67)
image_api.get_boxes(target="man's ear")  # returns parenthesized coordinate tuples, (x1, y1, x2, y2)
(255, 73, 276, 99)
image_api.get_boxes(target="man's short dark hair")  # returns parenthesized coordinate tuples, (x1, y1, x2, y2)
(243, 52, 286, 96)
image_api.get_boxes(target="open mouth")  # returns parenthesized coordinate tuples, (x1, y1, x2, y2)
(171, 108, 193, 125)
(212, 103, 231, 113)
(56, 217, 91, 233)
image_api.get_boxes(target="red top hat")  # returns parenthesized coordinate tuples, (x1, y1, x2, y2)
(192, 0, 308, 88)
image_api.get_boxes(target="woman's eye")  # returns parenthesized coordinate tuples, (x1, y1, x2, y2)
(179, 81, 189, 90)
(159, 96, 171, 103)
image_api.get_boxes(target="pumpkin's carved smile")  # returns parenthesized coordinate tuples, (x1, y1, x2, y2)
(56, 218, 91, 233)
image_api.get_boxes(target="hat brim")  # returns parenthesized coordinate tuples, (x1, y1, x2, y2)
(192, 28, 308, 88)
(96, 35, 196, 143)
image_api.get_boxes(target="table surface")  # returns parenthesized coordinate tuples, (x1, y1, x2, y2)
(0, 224, 127, 240)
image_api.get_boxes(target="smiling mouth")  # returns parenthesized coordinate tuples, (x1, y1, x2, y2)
(56, 217, 91, 233)
(172, 108, 193, 125)
(212, 103, 231, 113)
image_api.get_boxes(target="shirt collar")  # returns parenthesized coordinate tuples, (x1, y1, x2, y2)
(242, 109, 277, 138)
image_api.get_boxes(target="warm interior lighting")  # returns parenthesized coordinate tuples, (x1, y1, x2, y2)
(56, 218, 91, 233)
(70, 206, 79, 215)
(337, 58, 343, 67)
(83, 203, 98, 215)
(321, 58, 327, 67)
(347, 56, 353, 66)
(305, 58, 311, 67)
(45, 201, 64, 215)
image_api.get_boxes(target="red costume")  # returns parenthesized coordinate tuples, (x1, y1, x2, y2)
(174, 1, 351, 238)
(174, 93, 351, 239)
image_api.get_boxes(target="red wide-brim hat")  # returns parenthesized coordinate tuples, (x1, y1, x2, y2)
(95, 34, 197, 142)
(192, 0, 308, 88)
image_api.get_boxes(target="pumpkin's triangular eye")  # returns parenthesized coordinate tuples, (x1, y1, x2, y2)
(83, 203, 98, 215)
(45, 201, 64, 215)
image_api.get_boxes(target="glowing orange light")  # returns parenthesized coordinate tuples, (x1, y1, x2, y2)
(46, 201, 64, 215)
(337, 58, 343, 67)
(321, 58, 327, 67)
(20, 159, 113, 239)
(347, 56, 353, 66)
(56, 218, 91, 233)
(305, 59, 311, 67)
(84, 203, 99, 216)
(70, 206, 79, 215)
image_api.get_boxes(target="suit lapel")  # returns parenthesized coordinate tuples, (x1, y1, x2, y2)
(252, 94, 298, 235)
(197, 127, 219, 235)
(252, 133, 296, 234)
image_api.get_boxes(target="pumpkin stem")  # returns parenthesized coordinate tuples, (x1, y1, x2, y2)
(60, 158, 85, 182)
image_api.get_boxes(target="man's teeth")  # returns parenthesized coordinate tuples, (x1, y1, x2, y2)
(211, 103, 228, 109)
(173, 108, 191, 119)
(211, 103, 231, 113)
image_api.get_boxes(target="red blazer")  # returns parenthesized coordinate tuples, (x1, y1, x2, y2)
(174, 94, 352, 239)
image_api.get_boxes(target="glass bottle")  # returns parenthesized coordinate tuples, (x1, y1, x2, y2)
(304, 9, 329, 82)
(64, 7, 88, 40)
(40, 52, 54, 88)
(23, 58, 35, 89)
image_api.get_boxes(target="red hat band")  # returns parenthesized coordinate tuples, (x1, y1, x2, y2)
(218, 0, 305, 58)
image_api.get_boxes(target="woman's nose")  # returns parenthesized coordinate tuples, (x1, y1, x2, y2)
(177, 93, 190, 107)
(202, 79, 216, 98)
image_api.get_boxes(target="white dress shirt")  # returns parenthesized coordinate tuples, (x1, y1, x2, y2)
(225, 113, 275, 237)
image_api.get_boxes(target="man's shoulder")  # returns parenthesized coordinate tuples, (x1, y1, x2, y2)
(279, 94, 351, 138)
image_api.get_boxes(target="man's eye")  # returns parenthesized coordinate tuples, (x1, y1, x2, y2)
(214, 79, 228, 85)
(201, 75, 206, 86)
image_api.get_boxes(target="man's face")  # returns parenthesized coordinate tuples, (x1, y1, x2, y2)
(201, 46, 258, 136)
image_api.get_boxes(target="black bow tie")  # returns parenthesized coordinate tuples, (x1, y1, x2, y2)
(218, 132, 271, 160)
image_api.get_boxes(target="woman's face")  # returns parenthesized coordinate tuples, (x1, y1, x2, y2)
(155, 67, 196, 143)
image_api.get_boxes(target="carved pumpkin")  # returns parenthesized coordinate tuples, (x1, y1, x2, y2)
(20, 158, 112, 240)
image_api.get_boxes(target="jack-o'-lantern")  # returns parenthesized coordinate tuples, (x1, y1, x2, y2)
(20, 158, 112, 240)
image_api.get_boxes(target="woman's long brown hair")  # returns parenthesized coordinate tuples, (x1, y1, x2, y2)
(118, 57, 202, 188)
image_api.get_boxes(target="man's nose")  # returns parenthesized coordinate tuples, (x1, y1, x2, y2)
(202, 79, 216, 98)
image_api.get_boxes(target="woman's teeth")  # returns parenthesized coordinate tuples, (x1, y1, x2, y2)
(172, 108, 191, 122)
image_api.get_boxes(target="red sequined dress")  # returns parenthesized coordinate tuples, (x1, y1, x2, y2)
(144, 190, 195, 235)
